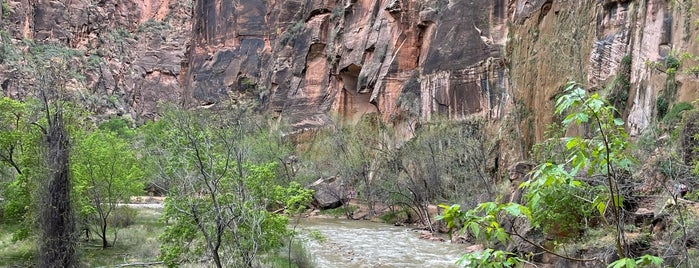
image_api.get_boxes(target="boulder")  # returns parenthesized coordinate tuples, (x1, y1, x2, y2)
(309, 176, 347, 210)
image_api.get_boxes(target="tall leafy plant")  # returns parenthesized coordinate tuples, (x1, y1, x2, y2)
(547, 81, 632, 257)
(438, 81, 642, 265)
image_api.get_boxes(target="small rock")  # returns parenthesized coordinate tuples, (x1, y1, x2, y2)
(465, 244, 484, 253)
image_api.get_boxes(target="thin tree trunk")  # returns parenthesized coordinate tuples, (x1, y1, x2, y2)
(101, 220, 109, 248)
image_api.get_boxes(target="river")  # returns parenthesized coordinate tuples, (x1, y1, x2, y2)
(297, 218, 467, 268)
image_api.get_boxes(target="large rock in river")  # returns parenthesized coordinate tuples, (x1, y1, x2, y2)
(309, 176, 347, 210)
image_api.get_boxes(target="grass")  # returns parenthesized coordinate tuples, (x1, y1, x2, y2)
(0, 207, 165, 267)
(79, 207, 165, 267)
(0, 224, 34, 267)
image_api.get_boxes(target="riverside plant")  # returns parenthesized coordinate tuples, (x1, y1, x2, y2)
(438, 81, 662, 266)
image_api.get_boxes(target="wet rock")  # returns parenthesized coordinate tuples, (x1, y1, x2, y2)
(418, 231, 445, 242)
(464, 244, 484, 253)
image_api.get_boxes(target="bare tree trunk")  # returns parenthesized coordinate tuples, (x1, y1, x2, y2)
(38, 110, 77, 267)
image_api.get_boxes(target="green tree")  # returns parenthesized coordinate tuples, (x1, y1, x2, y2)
(0, 96, 27, 176)
(72, 129, 143, 248)
(146, 106, 294, 267)
(0, 96, 31, 228)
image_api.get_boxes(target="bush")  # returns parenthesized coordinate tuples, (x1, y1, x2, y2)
(527, 184, 598, 240)
(109, 206, 138, 228)
(663, 102, 693, 125)
(666, 54, 681, 70)
(279, 21, 305, 46)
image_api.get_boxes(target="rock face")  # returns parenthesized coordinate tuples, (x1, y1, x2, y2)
(1, 0, 698, 165)
(509, 0, 699, 144)
(0, 0, 191, 120)
(183, 0, 511, 133)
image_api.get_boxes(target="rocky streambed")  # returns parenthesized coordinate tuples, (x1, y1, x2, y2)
(297, 218, 466, 268)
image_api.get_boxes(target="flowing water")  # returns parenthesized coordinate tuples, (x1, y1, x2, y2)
(297, 218, 467, 268)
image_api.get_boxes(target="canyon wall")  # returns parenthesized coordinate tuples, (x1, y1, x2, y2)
(1, 0, 698, 169)
(0, 0, 191, 119)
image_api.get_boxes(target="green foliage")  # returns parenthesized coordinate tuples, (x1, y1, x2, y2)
(1, 1, 12, 18)
(307, 230, 326, 243)
(0, 97, 36, 235)
(0, 96, 27, 175)
(137, 18, 170, 33)
(72, 129, 144, 247)
(0, 31, 21, 64)
(439, 81, 635, 265)
(319, 205, 358, 218)
(98, 117, 136, 139)
(607, 255, 663, 268)
(531, 122, 566, 163)
(657, 96, 670, 119)
(547, 82, 632, 255)
(1, 175, 30, 224)
(608, 54, 632, 113)
(666, 54, 681, 73)
(662, 102, 693, 125)
(279, 21, 306, 46)
(437, 203, 530, 245)
(72, 130, 143, 208)
(30, 44, 82, 62)
(527, 184, 598, 238)
(456, 248, 523, 268)
(437, 203, 528, 264)
(148, 107, 294, 267)
(159, 163, 291, 267)
(274, 181, 314, 214)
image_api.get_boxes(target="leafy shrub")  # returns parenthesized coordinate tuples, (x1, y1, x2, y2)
(527, 184, 597, 239)
(663, 102, 693, 125)
(666, 54, 681, 70)
(2, 1, 12, 18)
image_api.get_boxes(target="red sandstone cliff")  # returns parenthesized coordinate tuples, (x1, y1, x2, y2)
(1, 0, 698, 149)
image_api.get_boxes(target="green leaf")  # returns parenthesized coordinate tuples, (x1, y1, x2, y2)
(469, 222, 480, 238)
(494, 229, 509, 244)
(613, 118, 625, 126)
(596, 201, 606, 216)
(504, 203, 522, 217)
(613, 195, 624, 207)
